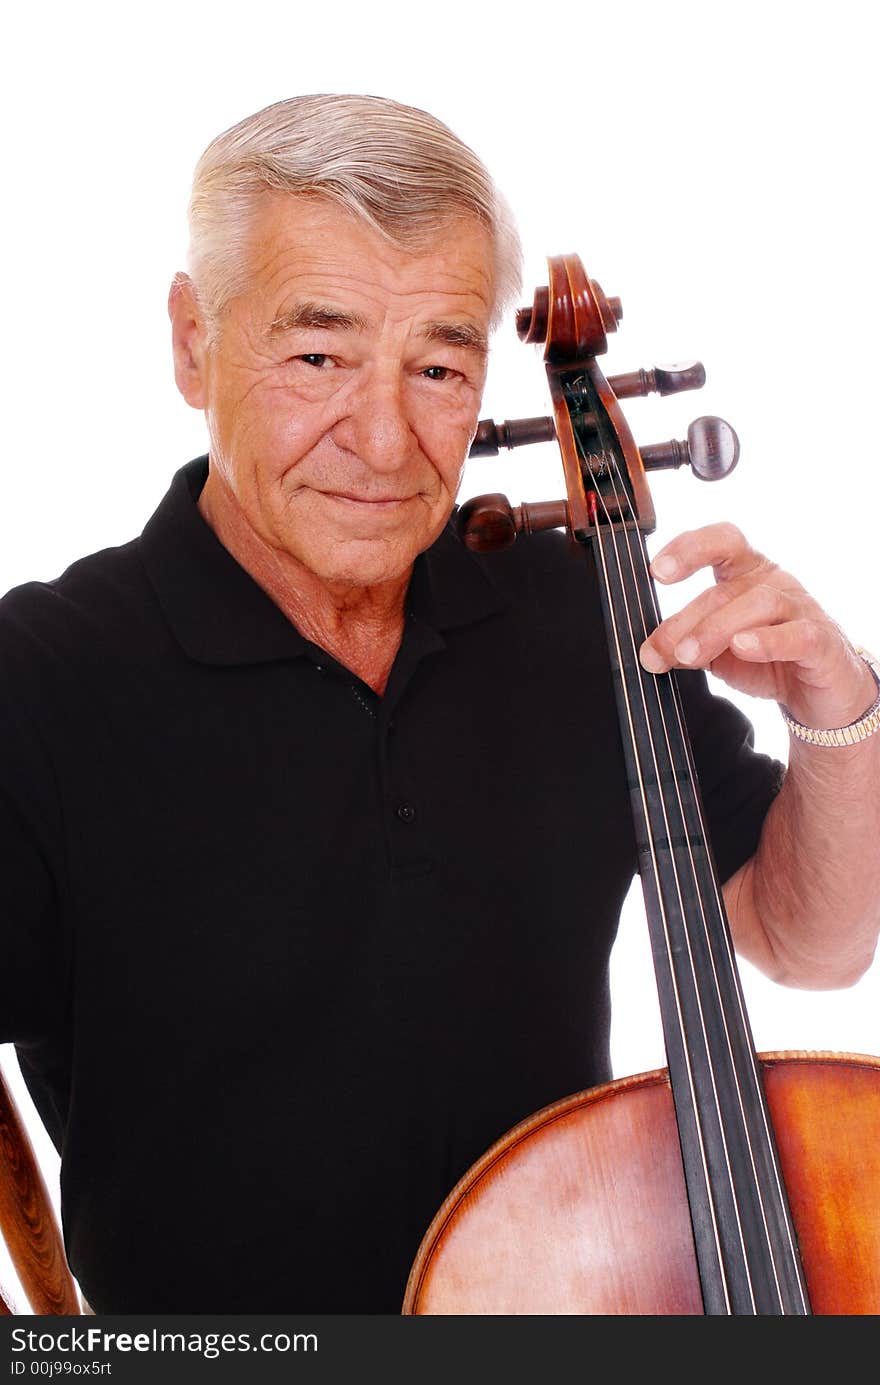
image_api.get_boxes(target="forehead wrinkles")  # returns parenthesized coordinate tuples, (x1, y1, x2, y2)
(245, 212, 494, 328)
(262, 256, 491, 328)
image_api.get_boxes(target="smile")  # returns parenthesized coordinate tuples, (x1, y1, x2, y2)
(324, 492, 412, 508)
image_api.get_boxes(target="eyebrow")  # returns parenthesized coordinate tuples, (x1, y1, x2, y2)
(266, 300, 488, 355)
(267, 302, 368, 337)
(419, 320, 488, 355)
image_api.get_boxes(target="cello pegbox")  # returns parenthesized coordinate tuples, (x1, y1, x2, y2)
(467, 365, 706, 458)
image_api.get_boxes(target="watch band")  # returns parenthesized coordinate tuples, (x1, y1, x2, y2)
(780, 646, 880, 747)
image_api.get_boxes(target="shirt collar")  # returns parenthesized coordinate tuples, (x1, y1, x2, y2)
(137, 456, 506, 667)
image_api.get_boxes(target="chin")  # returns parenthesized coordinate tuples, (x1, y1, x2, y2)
(305, 540, 419, 591)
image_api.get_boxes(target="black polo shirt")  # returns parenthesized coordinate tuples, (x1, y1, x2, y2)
(0, 457, 783, 1313)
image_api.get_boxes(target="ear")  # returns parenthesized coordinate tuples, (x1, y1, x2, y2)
(168, 273, 210, 409)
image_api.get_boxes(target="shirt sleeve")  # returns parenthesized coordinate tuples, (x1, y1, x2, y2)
(676, 668, 786, 886)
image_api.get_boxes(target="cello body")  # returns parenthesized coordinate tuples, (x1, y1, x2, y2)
(404, 1053, 880, 1314)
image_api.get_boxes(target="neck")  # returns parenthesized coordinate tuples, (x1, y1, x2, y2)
(197, 469, 409, 695)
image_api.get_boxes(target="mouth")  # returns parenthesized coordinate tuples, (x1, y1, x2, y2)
(323, 491, 413, 509)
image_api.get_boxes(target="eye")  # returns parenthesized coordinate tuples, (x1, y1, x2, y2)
(297, 353, 334, 368)
(422, 365, 457, 381)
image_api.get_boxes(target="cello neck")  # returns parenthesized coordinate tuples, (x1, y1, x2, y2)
(587, 503, 810, 1314)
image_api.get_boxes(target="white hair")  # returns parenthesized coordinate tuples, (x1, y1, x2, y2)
(186, 93, 522, 339)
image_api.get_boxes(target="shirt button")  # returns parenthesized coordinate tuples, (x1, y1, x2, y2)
(396, 803, 416, 823)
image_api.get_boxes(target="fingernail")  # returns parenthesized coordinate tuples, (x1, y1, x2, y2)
(733, 632, 759, 652)
(652, 554, 678, 580)
(640, 644, 667, 673)
(675, 637, 700, 664)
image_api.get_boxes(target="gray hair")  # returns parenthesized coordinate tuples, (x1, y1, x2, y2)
(186, 93, 522, 339)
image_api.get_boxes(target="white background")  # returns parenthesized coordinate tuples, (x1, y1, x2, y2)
(1, 0, 878, 1309)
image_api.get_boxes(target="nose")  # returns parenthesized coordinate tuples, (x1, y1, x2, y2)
(335, 364, 415, 475)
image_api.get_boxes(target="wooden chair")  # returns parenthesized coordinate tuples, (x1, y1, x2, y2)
(0, 1066, 82, 1314)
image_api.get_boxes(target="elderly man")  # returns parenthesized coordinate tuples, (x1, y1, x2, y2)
(0, 94, 877, 1315)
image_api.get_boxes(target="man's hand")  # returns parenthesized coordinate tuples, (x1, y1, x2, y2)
(638, 521, 875, 733)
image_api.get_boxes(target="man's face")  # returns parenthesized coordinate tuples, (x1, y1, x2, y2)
(171, 195, 495, 592)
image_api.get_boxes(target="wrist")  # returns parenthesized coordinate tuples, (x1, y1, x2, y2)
(779, 647, 880, 747)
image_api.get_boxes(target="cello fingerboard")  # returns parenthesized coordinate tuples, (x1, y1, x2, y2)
(586, 517, 811, 1316)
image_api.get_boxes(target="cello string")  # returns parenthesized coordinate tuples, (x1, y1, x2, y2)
(591, 465, 801, 1309)
(621, 498, 807, 1297)
(594, 444, 786, 1295)
(579, 449, 747, 1308)
(595, 436, 806, 1302)
(602, 452, 761, 1032)
(587, 424, 806, 1307)
(596, 453, 758, 1066)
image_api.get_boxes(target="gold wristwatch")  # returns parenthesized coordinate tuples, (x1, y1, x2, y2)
(780, 646, 880, 747)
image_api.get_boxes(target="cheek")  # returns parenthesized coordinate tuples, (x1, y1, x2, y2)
(416, 408, 476, 491)
(410, 370, 480, 420)
(430, 447, 467, 500)
(220, 382, 326, 474)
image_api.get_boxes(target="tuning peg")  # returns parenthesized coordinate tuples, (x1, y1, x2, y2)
(640, 416, 740, 481)
(456, 493, 570, 551)
(609, 361, 706, 400)
(469, 415, 557, 457)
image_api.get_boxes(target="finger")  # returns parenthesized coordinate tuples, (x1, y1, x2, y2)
(640, 582, 735, 671)
(640, 584, 807, 673)
(677, 585, 809, 668)
(651, 522, 772, 586)
(729, 617, 852, 687)
(730, 618, 877, 725)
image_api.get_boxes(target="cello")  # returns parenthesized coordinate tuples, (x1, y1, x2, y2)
(402, 255, 880, 1315)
